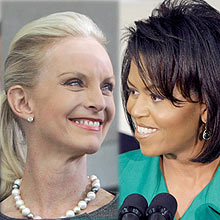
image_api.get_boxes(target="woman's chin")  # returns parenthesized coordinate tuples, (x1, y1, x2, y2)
(140, 146, 162, 157)
(85, 145, 101, 155)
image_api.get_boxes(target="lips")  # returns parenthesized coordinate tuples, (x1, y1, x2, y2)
(69, 118, 103, 131)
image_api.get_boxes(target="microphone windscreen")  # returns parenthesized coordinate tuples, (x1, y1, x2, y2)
(147, 193, 177, 219)
(119, 193, 148, 218)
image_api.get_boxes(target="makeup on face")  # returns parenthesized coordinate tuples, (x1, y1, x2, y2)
(126, 61, 205, 160)
(28, 37, 115, 154)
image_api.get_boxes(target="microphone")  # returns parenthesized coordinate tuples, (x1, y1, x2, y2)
(145, 193, 177, 220)
(119, 193, 148, 220)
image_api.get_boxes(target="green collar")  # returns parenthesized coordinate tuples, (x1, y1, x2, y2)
(120, 150, 220, 219)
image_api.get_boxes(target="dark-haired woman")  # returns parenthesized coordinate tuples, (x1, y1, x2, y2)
(120, 0, 220, 219)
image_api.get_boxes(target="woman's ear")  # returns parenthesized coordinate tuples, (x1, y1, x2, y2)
(200, 102, 207, 124)
(7, 85, 34, 121)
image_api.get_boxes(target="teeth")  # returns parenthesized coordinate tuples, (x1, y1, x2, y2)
(137, 126, 157, 135)
(73, 120, 100, 128)
(94, 121, 99, 127)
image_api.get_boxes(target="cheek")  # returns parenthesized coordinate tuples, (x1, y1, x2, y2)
(126, 97, 133, 115)
(152, 104, 200, 136)
(33, 92, 79, 120)
(106, 97, 115, 122)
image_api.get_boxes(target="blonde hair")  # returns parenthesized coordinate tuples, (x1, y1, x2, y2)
(0, 11, 105, 199)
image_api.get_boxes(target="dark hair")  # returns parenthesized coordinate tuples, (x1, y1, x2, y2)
(121, 0, 220, 163)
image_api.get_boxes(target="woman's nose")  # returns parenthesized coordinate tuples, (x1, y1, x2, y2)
(127, 96, 150, 118)
(85, 88, 105, 112)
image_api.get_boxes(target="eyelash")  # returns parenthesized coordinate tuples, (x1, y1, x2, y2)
(102, 83, 114, 92)
(127, 87, 164, 102)
(62, 78, 83, 87)
(62, 79, 114, 94)
(127, 87, 139, 96)
(150, 93, 164, 102)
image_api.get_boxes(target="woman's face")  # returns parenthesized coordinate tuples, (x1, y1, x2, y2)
(126, 61, 206, 160)
(28, 37, 115, 156)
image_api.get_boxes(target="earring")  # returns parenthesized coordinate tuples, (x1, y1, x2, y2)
(203, 124, 210, 140)
(27, 116, 34, 123)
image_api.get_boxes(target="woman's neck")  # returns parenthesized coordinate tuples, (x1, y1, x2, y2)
(161, 155, 220, 219)
(161, 156, 220, 184)
(19, 151, 89, 218)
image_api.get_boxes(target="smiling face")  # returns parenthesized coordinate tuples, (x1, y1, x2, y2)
(126, 61, 207, 160)
(27, 37, 115, 156)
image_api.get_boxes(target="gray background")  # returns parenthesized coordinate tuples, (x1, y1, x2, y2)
(1, 0, 119, 190)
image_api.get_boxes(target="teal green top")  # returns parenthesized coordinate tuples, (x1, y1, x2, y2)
(119, 149, 220, 220)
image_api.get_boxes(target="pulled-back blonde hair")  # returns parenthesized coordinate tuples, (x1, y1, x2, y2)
(0, 11, 105, 199)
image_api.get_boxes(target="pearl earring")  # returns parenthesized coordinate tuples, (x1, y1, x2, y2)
(27, 116, 34, 123)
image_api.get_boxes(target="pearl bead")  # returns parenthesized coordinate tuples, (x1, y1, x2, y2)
(93, 179, 100, 184)
(92, 181, 100, 188)
(16, 199, 24, 207)
(11, 175, 100, 218)
(66, 210, 75, 217)
(14, 195, 21, 201)
(91, 186, 99, 193)
(90, 175, 97, 181)
(73, 206, 81, 214)
(27, 213, 34, 218)
(84, 197, 91, 203)
(12, 189, 20, 196)
(14, 179, 22, 186)
(19, 205, 26, 210)
(87, 191, 96, 200)
(12, 184, 19, 189)
(22, 207, 31, 216)
(78, 200, 87, 209)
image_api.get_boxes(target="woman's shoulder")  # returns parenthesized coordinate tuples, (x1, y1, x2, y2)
(0, 213, 25, 220)
(83, 189, 118, 220)
(0, 191, 119, 220)
(0, 195, 23, 219)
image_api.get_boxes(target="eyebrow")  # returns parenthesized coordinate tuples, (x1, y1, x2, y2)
(58, 71, 115, 82)
(103, 76, 115, 82)
(58, 71, 87, 80)
(127, 79, 135, 87)
(127, 78, 155, 91)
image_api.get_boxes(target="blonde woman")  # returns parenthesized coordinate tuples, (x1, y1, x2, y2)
(0, 11, 117, 219)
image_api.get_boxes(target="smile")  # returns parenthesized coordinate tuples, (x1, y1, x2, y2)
(69, 118, 102, 131)
(136, 125, 157, 136)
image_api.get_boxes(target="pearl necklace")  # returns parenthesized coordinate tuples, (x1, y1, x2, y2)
(11, 175, 101, 219)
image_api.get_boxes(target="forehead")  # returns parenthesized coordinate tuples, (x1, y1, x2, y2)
(128, 61, 151, 87)
(127, 60, 184, 99)
(41, 36, 113, 79)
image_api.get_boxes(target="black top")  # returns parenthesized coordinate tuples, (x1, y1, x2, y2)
(0, 194, 118, 220)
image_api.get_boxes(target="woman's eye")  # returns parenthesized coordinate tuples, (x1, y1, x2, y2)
(102, 83, 114, 95)
(63, 78, 83, 87)
(102, 83, 113, 91)
(127, 87, 139, 96)
(150, 93, 163, 102)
